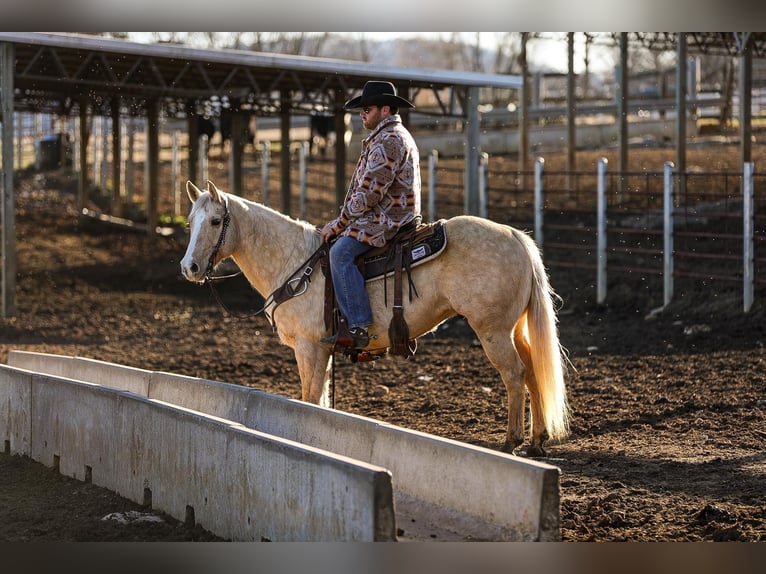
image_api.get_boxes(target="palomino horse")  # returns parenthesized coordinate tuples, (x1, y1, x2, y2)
(180, 181, 570, 456)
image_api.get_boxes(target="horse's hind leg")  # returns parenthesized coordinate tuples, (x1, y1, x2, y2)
(471, 322, 526, 454)
(513, 320, 549, 457)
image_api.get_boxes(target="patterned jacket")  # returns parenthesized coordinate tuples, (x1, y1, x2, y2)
(325, 114, 421, 247)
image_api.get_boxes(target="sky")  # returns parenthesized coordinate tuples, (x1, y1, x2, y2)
(127, 32, 616, 76)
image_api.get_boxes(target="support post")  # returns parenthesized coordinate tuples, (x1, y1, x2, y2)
(596, 158, 608, 305)
(743, 162, 754, 313)
(1, 41, 16, 317)
(280, 91, 291, 216)
(566, 32, 576, 191)
(145, 99, 159, 235)
(427, 149, 438, 223)
(663, 161, 675, 308)
(299, 140, 309, 221)
(617, 33, 628, 195)
(675, 33, 688, 204)
(111, 100, 122, 217)
(739, 35, 753, 165)
(519, 33, 530, 197)
(534, 157, 544, 249)
(228, 108, 244, 196)
(261, 141, 270, 206)
(478, 152, 488, 219)
(78, 98, 89, 214)
(464, 85, 480, 216)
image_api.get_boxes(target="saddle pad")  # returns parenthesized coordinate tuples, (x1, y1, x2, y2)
(360, 220, 447, 282)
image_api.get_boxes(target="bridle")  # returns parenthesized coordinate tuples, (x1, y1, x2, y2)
(204, 197, 233, 280)
(201, 196, 264, 319)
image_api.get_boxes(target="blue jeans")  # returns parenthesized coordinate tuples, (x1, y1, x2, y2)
(329, 236, 373, 329)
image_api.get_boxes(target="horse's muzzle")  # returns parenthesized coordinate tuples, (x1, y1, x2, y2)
(180, 259, 205, 283)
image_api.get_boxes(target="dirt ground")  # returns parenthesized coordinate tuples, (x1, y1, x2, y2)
(0, 144, 764, 542)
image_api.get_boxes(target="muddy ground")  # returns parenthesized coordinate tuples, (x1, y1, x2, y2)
(0, 144, 764, 542)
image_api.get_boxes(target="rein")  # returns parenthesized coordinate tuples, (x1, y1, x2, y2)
(200, 197, 338, 407)
(202, 198, 327, 326)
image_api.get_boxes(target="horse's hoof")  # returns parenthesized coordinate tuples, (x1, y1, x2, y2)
(500, 440, 522, 455)
(524, 445, 548, 458)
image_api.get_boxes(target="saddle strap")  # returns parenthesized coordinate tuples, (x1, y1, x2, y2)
(268, 244, 328, 326)
(320, 252, 334, 331)
(388, 241, 413, 357)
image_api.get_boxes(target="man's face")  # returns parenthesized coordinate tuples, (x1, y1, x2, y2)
(360, 105, 383, 130)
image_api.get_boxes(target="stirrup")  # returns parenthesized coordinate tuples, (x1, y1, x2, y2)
(321, 327, 370, 349)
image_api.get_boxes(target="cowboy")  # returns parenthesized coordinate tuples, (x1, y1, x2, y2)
(320, 80, 422, 349)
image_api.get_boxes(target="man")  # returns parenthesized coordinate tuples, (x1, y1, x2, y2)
(320, 80, 422, 349)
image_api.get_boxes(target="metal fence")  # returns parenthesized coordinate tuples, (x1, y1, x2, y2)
(443, 158, 764, 313)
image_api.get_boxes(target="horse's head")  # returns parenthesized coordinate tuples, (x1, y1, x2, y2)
(180, 180, 231, 283)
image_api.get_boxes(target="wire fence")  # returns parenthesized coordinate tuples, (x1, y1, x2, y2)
(8, 111, 764, 312)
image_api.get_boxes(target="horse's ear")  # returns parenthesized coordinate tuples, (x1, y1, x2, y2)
(186, 180, 203, 203)
(206, 180, 222, 204)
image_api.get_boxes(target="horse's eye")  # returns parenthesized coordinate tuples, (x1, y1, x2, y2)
(211, 217, 222, 226)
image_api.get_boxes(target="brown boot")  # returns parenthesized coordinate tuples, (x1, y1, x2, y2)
(320, 326, 370, 349)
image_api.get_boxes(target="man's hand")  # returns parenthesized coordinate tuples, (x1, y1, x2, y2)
(320, 223, 337, 243)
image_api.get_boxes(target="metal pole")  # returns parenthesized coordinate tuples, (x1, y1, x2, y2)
(464, 85, 480, 216)
(428, 149, 438, 222)
(566, 32, 576, 192)
(299, 140, 309, 221)
(145, 99, 159, 235)
(617, 33, 628, 196)
(1, 41, 17, 317)
(198, 135, 209, 185)
(597, 157, 608, 305)
(172, 129, 180, 217)
(743, 161, 754, 313)
(261, 140, 270, 206)
(519, 33, 530, 196)
(663, 161, 675, 308)
(675, 33, 688, 205)
(739, 34, 753, 165)
(111, 101, 122, 217)
(125, 118, 135, 203)
(534, 157, 544, 248)
(478, 152, 488, 219)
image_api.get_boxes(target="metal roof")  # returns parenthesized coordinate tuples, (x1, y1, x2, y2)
(623, 32, 766, 57)
(0, 32, 523, 117)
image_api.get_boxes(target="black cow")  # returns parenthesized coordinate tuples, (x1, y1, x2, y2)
(309, 113, 351, 158)
(195, 113, 255, 155)
(219, 110, 255, 150)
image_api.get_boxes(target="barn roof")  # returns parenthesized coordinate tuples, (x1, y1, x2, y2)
(0, 32, 522, 117)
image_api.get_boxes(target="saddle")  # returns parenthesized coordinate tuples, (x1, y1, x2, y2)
(325, 218, 447, 361)
(268, 218, 447, 362)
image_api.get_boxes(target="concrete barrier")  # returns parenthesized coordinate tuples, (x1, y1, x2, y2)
(0, 362, 395, 541)
(6, 350, 561, 541)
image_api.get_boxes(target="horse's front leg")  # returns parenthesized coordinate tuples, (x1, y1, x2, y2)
(293, 338, 333, 407)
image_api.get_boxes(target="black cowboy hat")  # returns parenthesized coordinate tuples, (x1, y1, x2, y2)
(343, 80, 415, 111)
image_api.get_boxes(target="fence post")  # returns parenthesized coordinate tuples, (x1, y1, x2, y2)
(479, 152, 489, 219)
(597, 157, 608, 305)
(172, 129, 180, 217)
(743, 161, 754, 313)
(428, 149, 438, 222)
(663, 161, 675, 308)
(198, 134, 209, 185)
(534, 157, 545, 248)
(260, 140, 270, 207)
(299, 140, 309, 221)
